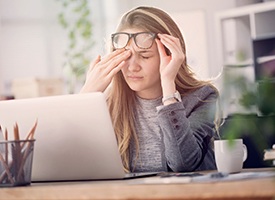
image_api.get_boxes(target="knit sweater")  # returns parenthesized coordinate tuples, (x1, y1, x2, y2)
(130, 85, 218, 172)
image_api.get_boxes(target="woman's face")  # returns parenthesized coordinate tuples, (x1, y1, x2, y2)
(119, 28, 162, 99)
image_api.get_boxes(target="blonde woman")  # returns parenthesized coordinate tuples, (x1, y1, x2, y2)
(81, 6, 219, 173)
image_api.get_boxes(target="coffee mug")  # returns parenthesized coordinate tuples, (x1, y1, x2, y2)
(214, 139, 247, 173)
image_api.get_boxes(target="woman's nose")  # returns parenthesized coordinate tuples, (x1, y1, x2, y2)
(125, 49, 141, 72)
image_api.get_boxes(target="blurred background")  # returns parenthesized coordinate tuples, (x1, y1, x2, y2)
(0, 0, 273, 100)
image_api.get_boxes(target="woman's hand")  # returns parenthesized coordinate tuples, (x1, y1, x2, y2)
(156, 34, 185, 83)
(156, 34, 185, 97)
(80, 49, 131, 93)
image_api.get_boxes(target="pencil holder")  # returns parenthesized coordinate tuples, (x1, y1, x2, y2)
(0, 139, 35, 187)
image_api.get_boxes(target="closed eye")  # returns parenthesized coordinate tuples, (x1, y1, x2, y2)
(139, 52, 153, 59)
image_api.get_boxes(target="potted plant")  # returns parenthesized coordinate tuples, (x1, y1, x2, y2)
(56, 0, 94, 93)
(219, 77, 275, 167)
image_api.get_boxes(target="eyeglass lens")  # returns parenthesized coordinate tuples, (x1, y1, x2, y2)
(112, 32, 155, 49)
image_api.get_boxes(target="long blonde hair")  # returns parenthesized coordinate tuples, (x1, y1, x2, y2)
(106, 6, 219, 172)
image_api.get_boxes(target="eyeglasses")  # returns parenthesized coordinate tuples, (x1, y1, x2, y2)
(111, 32, 156, 50)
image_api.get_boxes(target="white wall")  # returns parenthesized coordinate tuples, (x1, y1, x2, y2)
(0, 0, 66, 94)
(0, 0, 259, 96)
(0, 0, 107, 94)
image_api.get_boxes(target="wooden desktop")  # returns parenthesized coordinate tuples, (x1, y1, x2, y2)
(0, 168, 274, 200)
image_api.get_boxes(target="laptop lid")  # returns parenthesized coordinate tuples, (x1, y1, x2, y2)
(0, 92, 126, 181)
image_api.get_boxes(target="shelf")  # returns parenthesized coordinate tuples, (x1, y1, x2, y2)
(221, 16, 252, 66)
(257, 55, 275, 64)
(253, 37, 275, 80)
(217, 2, 275, 39)
(216, 2, 275, 117)
(254, 9, 275, 38)
(254, 33, 275, 40)
(224, 59, 253, 68)
(216, 2, 275, 19)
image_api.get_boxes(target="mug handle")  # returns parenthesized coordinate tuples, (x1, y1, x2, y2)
(243, 144, 248, 162)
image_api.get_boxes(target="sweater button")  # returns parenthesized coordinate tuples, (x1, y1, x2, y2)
(170, 111, 176, 116)
(172, 118, 178, 123)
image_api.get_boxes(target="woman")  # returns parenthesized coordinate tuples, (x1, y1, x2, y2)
(80, 6, 220, 173)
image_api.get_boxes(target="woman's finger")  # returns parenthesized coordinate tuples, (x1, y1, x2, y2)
(87, 55, 101, 73)
(158, 34, 182, 55)
(99, 49, 126, 65)
(156, 38, 169, 57)
(104, 50, 131, 72)
(106, 60, 127, 79)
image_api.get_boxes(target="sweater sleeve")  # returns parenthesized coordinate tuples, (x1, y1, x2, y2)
(156, 86, 218, 172)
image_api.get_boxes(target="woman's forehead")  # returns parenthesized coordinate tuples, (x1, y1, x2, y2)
(119, 28, 147, 34)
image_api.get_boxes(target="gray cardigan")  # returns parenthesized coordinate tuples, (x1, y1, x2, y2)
(130, 85, 218, 172)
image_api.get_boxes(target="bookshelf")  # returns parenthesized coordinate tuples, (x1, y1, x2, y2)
(215, 2, 275, 116)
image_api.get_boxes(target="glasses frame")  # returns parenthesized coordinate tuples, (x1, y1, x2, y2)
(111, 32, 156, 50)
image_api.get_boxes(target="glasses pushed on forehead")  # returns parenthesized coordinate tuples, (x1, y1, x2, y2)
(111, 32, 156, 50)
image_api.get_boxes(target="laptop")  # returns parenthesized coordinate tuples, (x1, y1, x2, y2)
(0, 92, 157, 182)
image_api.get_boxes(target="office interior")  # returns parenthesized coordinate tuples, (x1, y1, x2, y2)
(0, 0, 275, 168)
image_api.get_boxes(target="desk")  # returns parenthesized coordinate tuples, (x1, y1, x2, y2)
(1, 169, 275, 200)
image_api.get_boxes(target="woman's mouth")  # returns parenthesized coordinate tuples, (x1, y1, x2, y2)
(127, 75, 143, 80)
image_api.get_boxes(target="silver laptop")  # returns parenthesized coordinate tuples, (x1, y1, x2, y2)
(0, 92, 156, 181)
